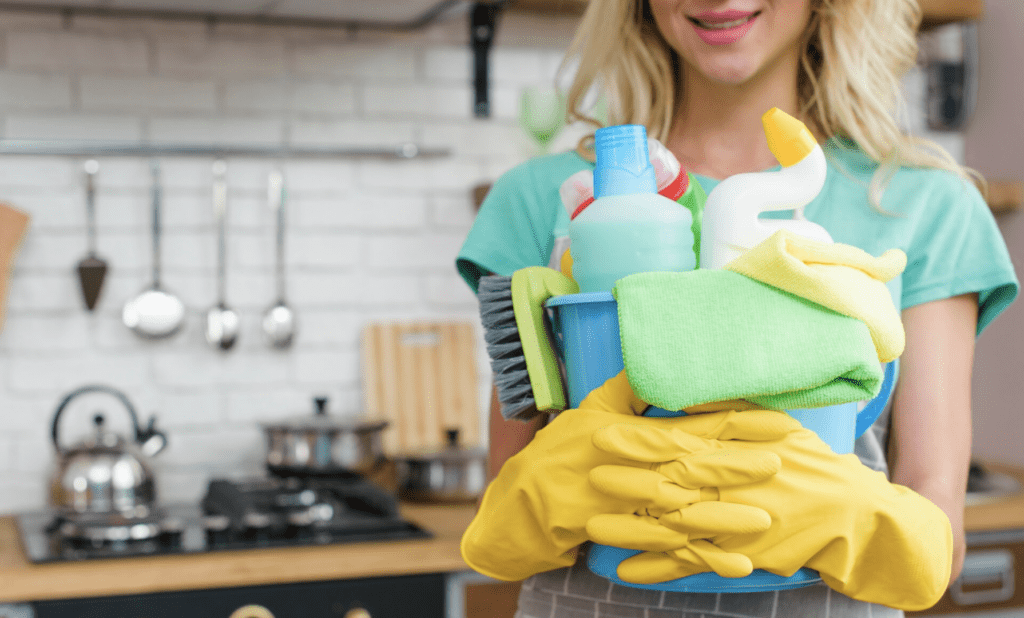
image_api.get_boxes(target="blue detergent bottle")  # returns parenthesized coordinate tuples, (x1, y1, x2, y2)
(569, 125, 696, 293)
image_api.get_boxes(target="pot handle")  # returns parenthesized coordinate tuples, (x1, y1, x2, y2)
(139, 416, 169, 457)
(51, 384, 144, 454)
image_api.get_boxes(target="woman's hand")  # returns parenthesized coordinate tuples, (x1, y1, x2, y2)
(461, 372, 796, 582)
(590, 419, 953, 611)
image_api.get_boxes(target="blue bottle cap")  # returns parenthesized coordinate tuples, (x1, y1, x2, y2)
(593, 125, 657, 198)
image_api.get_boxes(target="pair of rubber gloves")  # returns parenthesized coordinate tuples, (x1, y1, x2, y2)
(460, 371, 953, 612)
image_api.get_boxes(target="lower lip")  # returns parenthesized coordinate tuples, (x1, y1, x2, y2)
(691, 15, 758, 46)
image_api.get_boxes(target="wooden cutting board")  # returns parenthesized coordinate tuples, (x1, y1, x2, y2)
(361, 321, 482, 454)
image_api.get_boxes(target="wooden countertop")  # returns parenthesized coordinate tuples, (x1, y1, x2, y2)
(1, 464, 1021, 604)
(964, 462, 1024, 533)
(0, 503, 476, 604)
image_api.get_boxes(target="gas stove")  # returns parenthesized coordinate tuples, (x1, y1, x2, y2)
(16, 475, 430, 563)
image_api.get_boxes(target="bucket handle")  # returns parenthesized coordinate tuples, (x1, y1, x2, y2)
(855, 360, 896, 438)
(511, 267, 579, 413)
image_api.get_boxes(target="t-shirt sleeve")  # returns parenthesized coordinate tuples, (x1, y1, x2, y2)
(900, 171, 1019, 335)
(456, 162, 560, 293)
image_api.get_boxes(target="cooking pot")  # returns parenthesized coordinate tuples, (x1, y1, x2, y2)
(49, 385, 168, 518)
(396, 428, 488, 503)
(262, 396, 388, 477)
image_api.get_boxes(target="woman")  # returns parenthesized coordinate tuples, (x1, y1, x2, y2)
(456, 0, 1018, 616)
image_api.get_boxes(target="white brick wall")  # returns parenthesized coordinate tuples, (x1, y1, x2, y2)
(0, 7, 570, 512)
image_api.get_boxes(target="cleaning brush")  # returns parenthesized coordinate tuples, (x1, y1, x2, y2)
(477, 268, 579, 421)
(479, 275, 536, 420)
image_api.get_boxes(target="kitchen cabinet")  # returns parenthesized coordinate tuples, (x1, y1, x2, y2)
(33, 573, 446, 618)
(985, 180, 1023, 214)
(908, 464, 1024, 617)
(448, 571, 520, 618)
(919, 0, 984, 28)
(465, 581, 521, 618)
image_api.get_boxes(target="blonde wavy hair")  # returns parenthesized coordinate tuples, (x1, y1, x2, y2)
(561, 0, 982, 206)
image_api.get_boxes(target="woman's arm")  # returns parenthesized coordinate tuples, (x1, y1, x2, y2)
(889, 293, 979, 585)
(487, 385, 547, 480)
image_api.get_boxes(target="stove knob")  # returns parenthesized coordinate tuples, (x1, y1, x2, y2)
(343, 609, 370, 618)
(229, 604, 274, 618)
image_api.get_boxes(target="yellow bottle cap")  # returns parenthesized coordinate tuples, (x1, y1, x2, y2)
(762, 107, 817, 167)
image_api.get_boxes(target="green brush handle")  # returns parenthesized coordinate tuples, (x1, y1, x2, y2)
(511, 267, 579, 412)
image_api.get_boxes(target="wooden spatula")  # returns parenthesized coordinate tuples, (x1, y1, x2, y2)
(0, 201, 29, 332)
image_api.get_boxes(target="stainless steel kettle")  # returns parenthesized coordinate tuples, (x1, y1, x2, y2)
(49, 385, 168, 518)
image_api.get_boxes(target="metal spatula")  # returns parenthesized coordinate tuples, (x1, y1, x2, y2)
(76, 160, 107, 311)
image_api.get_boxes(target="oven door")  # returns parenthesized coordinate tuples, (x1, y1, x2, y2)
(910, 528, 1024, 617)
(33, 574, 446, 618)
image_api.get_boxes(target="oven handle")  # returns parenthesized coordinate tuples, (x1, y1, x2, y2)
(229, 604, 275, 618)
(950, 549, 1015, 606)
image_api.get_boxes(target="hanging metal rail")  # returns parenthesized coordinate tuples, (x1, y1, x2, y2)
(0, 141, 450, 160)
(0, 0, 469, 32)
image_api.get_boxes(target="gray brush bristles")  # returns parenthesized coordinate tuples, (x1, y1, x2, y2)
(478, 275, 536, 420)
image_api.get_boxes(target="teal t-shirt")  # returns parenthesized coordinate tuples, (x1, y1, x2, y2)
(457, 139, 1018, 335)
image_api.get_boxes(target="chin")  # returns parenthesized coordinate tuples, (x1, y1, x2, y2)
(692, 57, 761, 85)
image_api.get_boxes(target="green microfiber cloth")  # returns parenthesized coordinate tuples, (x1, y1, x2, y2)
(613, 270, 883, 410)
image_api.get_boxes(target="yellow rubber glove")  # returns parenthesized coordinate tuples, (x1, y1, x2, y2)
(460, 372, 803, 582)
(588, 420, 953, 611)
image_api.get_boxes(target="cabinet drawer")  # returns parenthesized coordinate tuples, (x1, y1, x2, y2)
(909, 530, 1024, 617)
(34, 573, 446, 618)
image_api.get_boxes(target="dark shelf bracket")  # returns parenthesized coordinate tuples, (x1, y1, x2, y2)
(470, 2, 503, 118)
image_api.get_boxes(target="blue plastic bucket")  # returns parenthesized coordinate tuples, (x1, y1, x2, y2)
(545, 291, 892, 593)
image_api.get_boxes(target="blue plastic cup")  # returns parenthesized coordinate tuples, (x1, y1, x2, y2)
(545, 291, 890, 593)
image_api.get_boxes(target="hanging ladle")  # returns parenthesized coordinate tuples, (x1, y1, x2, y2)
(205, 160, 239, 351)
(123, 161, 185, 339)
(76, 160, 107, 311)
(261, 169, 296, 349)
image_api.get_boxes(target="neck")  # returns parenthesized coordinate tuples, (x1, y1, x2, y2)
(665, 55, 810, 180)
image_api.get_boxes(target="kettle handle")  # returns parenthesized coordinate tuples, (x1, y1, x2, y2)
(51, 384, 143, 453)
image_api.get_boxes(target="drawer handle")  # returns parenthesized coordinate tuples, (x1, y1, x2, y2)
(950, 549, 1015, 606)
(229, 604, 275, 618)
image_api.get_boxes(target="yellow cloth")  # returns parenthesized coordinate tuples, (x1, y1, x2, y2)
(723, 230, 907, 363)
(460, 372, 800, 582)
(587, 401, 952, 611)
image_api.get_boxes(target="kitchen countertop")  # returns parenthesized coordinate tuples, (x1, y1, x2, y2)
(0, 502, 476, 604)
(1, 464, 1022, 605)
(963, 462, 1024, 533)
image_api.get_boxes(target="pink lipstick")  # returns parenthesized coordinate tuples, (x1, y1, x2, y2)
(688, 9, 760, 46)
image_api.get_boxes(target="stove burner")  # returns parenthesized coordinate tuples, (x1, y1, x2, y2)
(200, 476, 421, 550)
(16, 475, 431, 563)
(37, 510, 184, 560)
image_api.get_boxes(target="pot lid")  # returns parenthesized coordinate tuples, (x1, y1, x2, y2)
(397, 428, 488, 461)
(68, 413, 130, 454)
(260, 396, 389, 432)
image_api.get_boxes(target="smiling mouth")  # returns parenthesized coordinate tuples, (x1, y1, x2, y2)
(688, 12, 761, 30)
